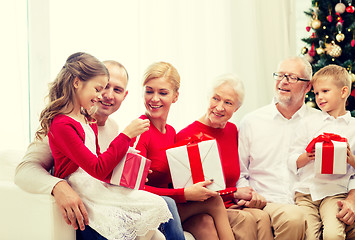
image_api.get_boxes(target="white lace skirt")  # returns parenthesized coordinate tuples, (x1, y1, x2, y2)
(67, 168, 172, 240)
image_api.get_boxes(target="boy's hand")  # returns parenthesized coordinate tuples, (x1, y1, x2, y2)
(337, 199, 355, 225)
(297, 151, 315, 169)
(122, 119, 150, 139)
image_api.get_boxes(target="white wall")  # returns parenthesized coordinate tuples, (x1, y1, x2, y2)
(46, 0, 300, 132)
(1, 0, 311, 150)
(0, 0, 29, 151)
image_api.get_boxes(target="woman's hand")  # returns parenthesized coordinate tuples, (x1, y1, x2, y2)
(184, 180, 218, 201)
(236, 190, 267, 209)
(122, 118, 150, 139)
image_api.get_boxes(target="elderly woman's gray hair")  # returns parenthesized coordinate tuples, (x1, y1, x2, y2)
(210, 73, 245, 107)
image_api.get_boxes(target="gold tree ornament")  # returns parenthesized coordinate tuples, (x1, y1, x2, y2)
(306, 101, 316, 108)
(336, 32, 345, 42)
(325, 41, 342, 57)
(350, 73, 355, 83)
(311, 6, 321, 30)
(335, 2, 346, 14)
(336, 22, 345, 42)
(316, 40, 325, 55)
(311, 19, 322, 29)
(316, 47, 325, 55)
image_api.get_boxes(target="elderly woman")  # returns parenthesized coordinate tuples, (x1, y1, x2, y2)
(176, 74, 273, 240)
(130, 62, 235, 240)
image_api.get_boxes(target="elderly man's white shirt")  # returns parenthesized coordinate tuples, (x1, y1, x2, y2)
(288, 111, 355, 201)
(237, 101, 320, 204)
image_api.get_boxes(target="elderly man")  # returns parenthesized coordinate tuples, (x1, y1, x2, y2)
(237, 56, 355, 239)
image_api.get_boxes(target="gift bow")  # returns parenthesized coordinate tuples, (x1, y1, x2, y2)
(305, 133, 347, 174)
(166, 132, 214, 150)
(167, 132, 215, 184)
(305, 133, 347, 153)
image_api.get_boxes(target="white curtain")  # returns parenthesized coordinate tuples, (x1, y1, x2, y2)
(2, 0, 305, 150)
(0, 0, 29, 151)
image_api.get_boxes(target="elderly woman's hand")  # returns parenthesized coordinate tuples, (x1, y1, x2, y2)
(236, 191, 267, 209)
(184, 179, 219, 201)
(233, 186, 253, 201)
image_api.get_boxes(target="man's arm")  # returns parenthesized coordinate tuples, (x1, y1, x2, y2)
(237, 119, 251, 188)
(14, 137, 61, 194)
(14, 137, 89, 231)
(51, 181, 89, 230)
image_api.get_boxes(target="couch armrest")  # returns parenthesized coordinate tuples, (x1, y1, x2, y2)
(0, 181, 75, 240)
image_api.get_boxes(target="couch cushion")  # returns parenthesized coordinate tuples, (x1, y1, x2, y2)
(0, 149, 25, 181)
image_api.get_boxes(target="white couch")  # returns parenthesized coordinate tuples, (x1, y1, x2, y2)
(0, 149, 75, 240)
(0, 149, 195, 240)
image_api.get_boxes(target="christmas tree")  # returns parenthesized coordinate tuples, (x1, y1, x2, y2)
(301, 0, 355, 116)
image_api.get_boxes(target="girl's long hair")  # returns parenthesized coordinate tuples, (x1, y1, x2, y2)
(35, 52, 109, 140)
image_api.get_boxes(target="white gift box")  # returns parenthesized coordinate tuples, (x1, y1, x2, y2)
(314, 141, 347, 174)
(166, 139, 226, 191)
(110, 151, 151, 190)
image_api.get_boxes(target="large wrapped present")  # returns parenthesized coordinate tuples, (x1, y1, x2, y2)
(166, 133, 226, 191)
(110, 149, 151, 190)
(306, 133, 347, 174)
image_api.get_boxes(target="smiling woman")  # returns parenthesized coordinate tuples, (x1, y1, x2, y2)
(176, 74, 274, 239)
(204, 74, 244, 129)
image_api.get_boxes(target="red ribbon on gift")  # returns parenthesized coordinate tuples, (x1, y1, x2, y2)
(305, 133, 347, 174)
(167, 132, 214, 184)
(167, 132, 214, 149)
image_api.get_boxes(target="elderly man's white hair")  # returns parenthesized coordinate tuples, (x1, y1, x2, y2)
(277, 56, 313, 80)
(210, 73, 245, 107)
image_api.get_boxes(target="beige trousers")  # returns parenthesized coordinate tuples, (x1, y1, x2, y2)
(263, 202, 306, 240)
(295, 192, 352, 240)
(227, 206, 273, 240)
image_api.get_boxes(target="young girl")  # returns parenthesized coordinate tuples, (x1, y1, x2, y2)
(36, 52, 171, 240)
(130, 62, 234, 240)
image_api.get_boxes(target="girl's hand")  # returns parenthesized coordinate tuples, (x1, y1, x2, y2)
(347, 143, 355, 169)
(233, 186, 253, 201)
(122, 119, 150, 139)
(184, 180, 218, 201)
(145, 169, 153, 183)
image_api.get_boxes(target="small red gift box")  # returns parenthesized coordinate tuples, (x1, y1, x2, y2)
(110, 152, 151, 190)
(306, 133, 347, 174)
(166, 133, 226, 191)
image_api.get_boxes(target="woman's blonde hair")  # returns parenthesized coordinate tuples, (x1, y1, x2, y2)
(35, 52, 108, 140)
(143, 62, 180, 92)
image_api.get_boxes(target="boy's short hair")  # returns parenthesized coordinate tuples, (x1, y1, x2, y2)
(311, 64, 351, 97)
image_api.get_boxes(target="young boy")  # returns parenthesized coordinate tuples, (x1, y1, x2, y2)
(288, 64, 355, 240)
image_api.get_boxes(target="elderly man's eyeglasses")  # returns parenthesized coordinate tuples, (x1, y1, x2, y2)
(273, 72, 309, 83)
